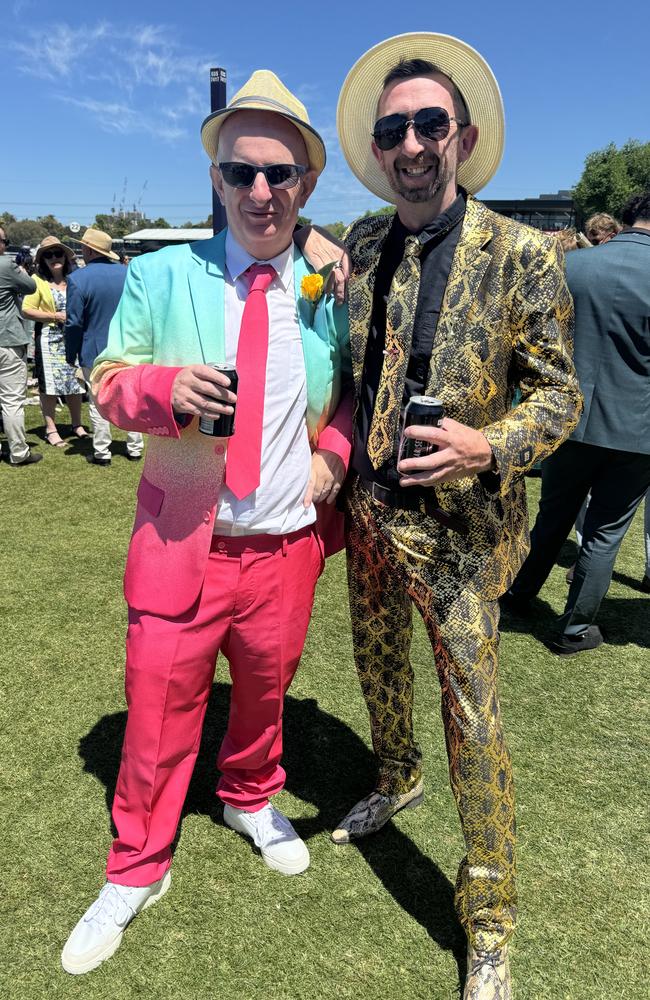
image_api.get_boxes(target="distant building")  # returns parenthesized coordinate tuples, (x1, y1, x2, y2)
(123, 228, 213, 256)
(483, 190, 575, 231)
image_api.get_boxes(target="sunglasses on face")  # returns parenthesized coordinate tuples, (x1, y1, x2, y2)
(42, 249, 65, 260)
(372, 106, 468, 151)
(218, 162, 307, 190)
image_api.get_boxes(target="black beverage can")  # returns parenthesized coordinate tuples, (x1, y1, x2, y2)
(399, 395, 444, 460)
(198, 364, 238, 437)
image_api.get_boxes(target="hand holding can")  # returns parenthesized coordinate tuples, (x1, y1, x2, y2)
(198, 364, 238, 437)
(170, 363, 237, 428)
(398, 395, 444, 461)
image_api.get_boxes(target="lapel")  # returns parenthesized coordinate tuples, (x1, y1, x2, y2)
(184, 234, 331, 428)
(186, 231, 227, 363)
(425, 197, 493, 393)
(293, 243, 329, 420)
(348, 215, 393, 393)
(429, 196, 493, 351)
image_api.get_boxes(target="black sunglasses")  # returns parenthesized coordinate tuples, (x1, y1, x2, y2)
(372, 107, 468, 151)
(218, 162, 307, 190)
(42, 249, 65, 260)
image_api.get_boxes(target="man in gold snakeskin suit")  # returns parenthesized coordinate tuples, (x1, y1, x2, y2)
(333, 33, 582, 1000)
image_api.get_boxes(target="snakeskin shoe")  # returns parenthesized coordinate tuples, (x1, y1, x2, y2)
(463, 945, 511, 1000)
(330, 779, 424, 843)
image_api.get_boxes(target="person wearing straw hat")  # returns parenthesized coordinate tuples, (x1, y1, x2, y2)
(331, 33, 582, 999)
(61, 69, 352, 975)
(64, 227, 143, 465)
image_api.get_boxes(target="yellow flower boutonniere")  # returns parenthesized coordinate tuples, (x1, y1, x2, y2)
(300, 272, 324, 303)
(300, 261, 336, 307)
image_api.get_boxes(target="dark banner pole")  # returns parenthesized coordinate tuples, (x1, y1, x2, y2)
(210, 67, 227, 234)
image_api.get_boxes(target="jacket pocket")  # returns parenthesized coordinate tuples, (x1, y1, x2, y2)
(137, 475, 165, 517)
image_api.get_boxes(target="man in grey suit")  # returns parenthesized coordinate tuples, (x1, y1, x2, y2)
(0, 225, 41, 466)
(504, 190, 650, 654)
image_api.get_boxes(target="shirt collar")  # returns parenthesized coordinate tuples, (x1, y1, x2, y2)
(225, 230, 293, 290)
(391, 188, 467, 248)
(619, 227, 650, 238)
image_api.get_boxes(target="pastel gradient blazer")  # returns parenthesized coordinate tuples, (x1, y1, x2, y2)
(92, 231, 352, 617)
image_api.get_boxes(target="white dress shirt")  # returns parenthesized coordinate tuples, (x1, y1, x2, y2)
(213, 232, 316, 536)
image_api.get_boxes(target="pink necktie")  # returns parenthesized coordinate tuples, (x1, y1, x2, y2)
(225, 263, 275, 499)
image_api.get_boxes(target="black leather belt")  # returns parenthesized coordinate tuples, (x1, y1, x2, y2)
(358, 477, 468, 536)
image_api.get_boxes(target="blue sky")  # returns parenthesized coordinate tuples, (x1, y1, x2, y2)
(2, 0, 649, 229)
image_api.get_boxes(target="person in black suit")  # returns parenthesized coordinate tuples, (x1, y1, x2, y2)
(503, 190, 650, 654)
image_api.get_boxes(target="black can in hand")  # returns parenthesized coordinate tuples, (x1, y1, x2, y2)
(399, 395, 444, 460)
(198, 364, 238, 437)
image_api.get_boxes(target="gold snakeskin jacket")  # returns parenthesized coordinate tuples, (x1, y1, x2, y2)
(345, 195, 583, 600)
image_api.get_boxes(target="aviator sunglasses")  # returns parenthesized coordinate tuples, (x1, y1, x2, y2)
(218, 162, 307, 190)
(372, 106, 468, 151)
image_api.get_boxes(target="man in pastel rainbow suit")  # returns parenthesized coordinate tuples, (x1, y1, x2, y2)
(62, 70, 352, 976)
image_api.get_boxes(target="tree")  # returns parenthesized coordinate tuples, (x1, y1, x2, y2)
(94, 213, 133, 239)
(324, 222, 347, 238)
(36, 214, 68, 240)
(364, 206, 395, 218)
(151, 217, 171, 229)
(297, 214, 312, 227)
(5, 219, 48, 247)
(573, 140, 650, 220)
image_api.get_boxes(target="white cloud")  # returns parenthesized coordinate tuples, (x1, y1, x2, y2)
(12, 21, 213, 88)
(162, 87, 205, 123)
(12, 23, 110, 80)
(58, 95, 186, 141)
(10, 20, 219, 144)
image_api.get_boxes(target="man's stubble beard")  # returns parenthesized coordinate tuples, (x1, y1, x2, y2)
(388, 155, 455, 205)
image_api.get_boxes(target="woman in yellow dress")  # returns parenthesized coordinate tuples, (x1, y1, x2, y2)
(22, 236, 87, 446)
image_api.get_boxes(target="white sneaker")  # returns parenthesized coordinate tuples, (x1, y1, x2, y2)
(61, 871, 171, 975)
(223, 803, 310, 875)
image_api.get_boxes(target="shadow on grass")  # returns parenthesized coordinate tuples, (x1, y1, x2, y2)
(79, 684, 466, 984)
(25, 419, 94, 457)
(611, 568, 649, 593)
(65, 436, 137, 460)
(599, 598, 650, 648)
(499, 574, 649, 650)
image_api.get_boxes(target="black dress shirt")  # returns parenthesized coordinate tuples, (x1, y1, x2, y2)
(352, 191, 466, 489)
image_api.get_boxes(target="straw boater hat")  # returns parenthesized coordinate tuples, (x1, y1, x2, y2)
(73, 228, 120, 261)
(200, 69, 326, 175)
(337, 32, 505, 204)
(34, 235, 76, 266)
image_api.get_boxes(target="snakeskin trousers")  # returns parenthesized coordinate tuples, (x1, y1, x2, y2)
(345, 480, 516, 952)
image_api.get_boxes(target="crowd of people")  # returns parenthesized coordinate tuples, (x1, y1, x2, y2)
(0, 227, 138, 466)
(1, 29, 648, 1000)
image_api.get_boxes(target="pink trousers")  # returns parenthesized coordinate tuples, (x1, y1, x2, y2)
(106, 525, 323, 885)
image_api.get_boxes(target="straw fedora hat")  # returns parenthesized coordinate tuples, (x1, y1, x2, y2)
(35, 234, 76, 266)
(74, 227, 120, 261)
(337, 32, 505, 203)
(201, 69, 326, 175)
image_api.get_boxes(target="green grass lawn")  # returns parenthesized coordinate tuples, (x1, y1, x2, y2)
(1, 406, 648, 1000)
